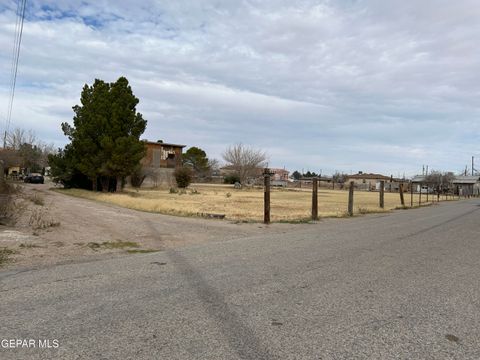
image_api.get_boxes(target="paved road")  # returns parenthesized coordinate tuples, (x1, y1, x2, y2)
(1, 199, 480, 359)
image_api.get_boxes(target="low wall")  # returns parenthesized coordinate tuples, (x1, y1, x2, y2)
(141, 167, 175, 188)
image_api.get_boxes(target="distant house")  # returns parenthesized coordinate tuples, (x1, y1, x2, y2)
(345, 172, 392, 191)
(411, 174, 480, 195)
(269, 168, 290, 187)
(142, 141, 185, 169)
(452, 176, 480, 196)
(411, 175, 427, 193)
(139, 140, 186, 187)
(269, 168, 289, 181)
(219, 166, 290, 186)
(296, 176, 333, 189)
(0, 148, 23, 179)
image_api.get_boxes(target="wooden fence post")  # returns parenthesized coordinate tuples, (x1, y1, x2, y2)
(399, 183, 405, 207)
(410, 182, 414, 207)
(264, 173, 270, 224)
(419, 183, 422, 205)
(379, 180, 385, 209)
(348, 181, 354, 216)
(312, 177, 318, 221)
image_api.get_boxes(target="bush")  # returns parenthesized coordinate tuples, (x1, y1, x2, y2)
(0, 183, 21, 225)
(224, 174, 240, 184)
(130, 168, 146, 188)
(174, 167, 193, 188)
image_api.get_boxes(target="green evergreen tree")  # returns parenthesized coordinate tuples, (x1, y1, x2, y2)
(58, 77, 147, 191)
(183, 147, 209, 176)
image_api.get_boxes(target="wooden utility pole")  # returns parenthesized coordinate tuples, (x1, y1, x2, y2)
(399, 183, 405, 207)
(264, 172, 270, 224)
(348, 181, 354, 216)
(379, 180, 385, 208)
(312, 177, 318, 221)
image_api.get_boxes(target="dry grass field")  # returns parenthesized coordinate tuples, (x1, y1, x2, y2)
(58, 184, 456, 222)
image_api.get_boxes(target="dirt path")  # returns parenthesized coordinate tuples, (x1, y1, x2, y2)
(0, 183, 307, 269)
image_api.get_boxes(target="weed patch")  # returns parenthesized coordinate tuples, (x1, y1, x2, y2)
(0, 248, 16, 267)
(19, 243, 42, 249)
(87, 240, 139, 251)
(28, 194, 45, 206)
(0, 183, 23, 225)
(126, 249, 160, 254)
(28, 208, 61, 230)
(357, 207, 389, 215)
(277, 217, 313, 224)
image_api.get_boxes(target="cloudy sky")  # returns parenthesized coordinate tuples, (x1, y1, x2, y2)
(0, 0, 479, 176)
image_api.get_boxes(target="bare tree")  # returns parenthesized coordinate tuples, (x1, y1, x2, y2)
(5, 128, 36, 150)
(207, 158, 220, 175)
(222, 143, 267, 184)
(425, 170, 455, 193)
(3, 128, 55, 172)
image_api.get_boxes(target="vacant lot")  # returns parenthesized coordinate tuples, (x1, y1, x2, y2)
(59, 185, 454, 222)
(1, 183, 304, 268)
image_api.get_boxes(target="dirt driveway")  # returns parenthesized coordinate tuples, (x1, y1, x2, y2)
(0, 183, 306, 269)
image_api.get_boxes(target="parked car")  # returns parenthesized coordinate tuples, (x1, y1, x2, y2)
(420, 185, 434, 194)
(24, 173, 44, 184)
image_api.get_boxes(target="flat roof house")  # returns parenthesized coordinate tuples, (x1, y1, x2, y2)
(452, 175, 480, 197)
(139, 140, 186, 187)
(345, 172, 392, 191)
(141, 141, 185, 169)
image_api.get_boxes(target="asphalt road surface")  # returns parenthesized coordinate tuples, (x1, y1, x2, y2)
(1, 199, 480, 359)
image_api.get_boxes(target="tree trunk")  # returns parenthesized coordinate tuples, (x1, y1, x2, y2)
(100, 177, 109, 192)
(116, 176, 122, 192)
(92, 177, 97, 191)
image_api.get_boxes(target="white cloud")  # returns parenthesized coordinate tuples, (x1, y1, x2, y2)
(0, 0, 479, 175)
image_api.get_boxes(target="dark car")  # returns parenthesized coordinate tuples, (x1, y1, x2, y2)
(24, 173, 44, 184)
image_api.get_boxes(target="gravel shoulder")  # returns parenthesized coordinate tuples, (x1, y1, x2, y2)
(0, 183, 310, 269)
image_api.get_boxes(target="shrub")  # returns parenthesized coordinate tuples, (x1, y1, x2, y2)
(224, 174, 240, 184)
(29, 194, 45, 206)
(130, 168, 146, 188)
(174, 167, 193, 188)
(0, 183, 21, 225)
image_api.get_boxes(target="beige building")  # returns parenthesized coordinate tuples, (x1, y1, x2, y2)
(345, 172, 392, 191)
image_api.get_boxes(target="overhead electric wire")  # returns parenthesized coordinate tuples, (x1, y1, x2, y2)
(3, 0, 27, 148)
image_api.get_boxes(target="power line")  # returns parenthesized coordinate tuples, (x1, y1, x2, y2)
(3, 0, 27, 148)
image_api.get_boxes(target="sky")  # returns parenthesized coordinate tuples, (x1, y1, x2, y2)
(0, 0, 479, 177)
